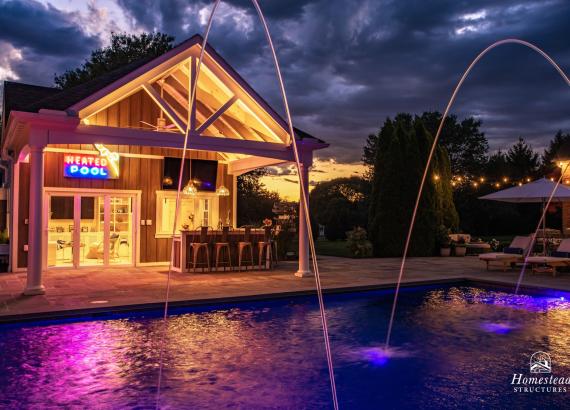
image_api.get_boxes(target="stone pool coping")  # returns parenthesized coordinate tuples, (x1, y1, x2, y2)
(1, 256, 569, 324)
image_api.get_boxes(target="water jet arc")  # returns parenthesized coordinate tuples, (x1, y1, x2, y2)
(157, 1, 339, 409)
(514, 162, 570, 297)
(386, 39, 570, 349)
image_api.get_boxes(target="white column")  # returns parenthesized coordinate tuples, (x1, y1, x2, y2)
(24, 145, 45, 295)
(295, 159, 311, 277)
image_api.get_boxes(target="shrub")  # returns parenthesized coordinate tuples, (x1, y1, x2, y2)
(436, 225, 451, 248)
(346, 227, 373, 258)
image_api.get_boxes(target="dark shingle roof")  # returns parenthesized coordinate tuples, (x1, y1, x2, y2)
(2, 81, 60, 118)
(2, 81, 61, 140)
(26, 57, 156, 114)
(2, 34, 323, 144)
(293, 127, 325, 144)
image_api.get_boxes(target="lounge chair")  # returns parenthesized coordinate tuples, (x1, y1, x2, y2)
(526, 238, 570, 277)
(479, 236, 532, 271)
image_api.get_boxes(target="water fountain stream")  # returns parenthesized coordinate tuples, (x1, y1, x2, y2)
(156, 1, 339, 409)
(385, 39, 570, 350)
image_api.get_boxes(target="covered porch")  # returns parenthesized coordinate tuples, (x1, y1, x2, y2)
(1, 35, 328, 295)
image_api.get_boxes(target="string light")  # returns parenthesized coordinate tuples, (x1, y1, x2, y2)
(433, 174, 440, 181)
(446, 172, 561, 191)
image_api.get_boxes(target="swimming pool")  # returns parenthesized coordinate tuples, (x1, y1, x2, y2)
(1, 283, 569, 409)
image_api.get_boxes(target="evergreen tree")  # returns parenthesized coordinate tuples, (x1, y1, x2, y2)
(541, 131, 570, 175)
(368, 115, 458, 257)
(506, 137, 539, 180)
(485, 150, 509, 179)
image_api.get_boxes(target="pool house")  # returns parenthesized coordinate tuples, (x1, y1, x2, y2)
(1, 34, 327, 295)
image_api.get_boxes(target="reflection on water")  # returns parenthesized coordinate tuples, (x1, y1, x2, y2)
(0, 285, 569, 409)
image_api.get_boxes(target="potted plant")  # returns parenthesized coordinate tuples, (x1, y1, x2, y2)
(436, 225, 451, 256)
(0, 229, 9, 255)
(453, 236, 467, 257)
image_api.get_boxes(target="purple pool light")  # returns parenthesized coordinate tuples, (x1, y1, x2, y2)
(358, 346, 413, 367)
(480, 321, 516, 334)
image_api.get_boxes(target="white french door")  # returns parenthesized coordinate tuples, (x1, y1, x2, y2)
(45, 189, 139, 268)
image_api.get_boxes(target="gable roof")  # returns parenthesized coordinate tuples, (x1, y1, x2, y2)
(2, 34, 323, 144)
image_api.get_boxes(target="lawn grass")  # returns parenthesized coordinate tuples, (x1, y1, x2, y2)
(314, 239, 352, 258)
(287, 239, 353, 258)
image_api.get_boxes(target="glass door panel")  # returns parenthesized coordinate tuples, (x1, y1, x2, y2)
(198, 198, 210, 227)
(46, 192, 136, 268)
(80, 196, 105, 266)
(109, 196, 132, 265)
(47, 195, 74, 268)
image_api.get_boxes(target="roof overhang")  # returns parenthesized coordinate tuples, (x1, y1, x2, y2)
(2, 110, 328, 169)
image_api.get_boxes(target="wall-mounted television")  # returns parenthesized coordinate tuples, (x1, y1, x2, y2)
(162, 158, 218, 192)
(162, 157, 190, 190)
(191, 159, 218, 192)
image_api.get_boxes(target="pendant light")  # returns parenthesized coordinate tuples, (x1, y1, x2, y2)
(216, 184, 230, 196)
(182, 158, 197, 196)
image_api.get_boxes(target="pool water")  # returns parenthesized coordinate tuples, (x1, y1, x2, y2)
(1, 284, 569, 409)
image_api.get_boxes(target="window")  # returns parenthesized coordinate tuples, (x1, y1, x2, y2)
(155, 191, 219, 238)
(200, 199, 209, 227)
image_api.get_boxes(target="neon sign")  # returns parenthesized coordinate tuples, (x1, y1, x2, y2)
(63, 145, 119, 179)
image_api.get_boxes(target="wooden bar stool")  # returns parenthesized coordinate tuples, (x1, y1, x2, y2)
(238, 226, 254, 271)
(214, 226, 232, 271)
(258, 226, 276, 270)
(189, 226, 210, 272)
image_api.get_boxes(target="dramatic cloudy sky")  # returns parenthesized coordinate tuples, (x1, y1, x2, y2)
(0, 0, 569, 198)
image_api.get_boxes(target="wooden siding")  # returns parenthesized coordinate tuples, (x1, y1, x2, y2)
(16, 144, 234, 267)
(91, 89, 175, 131)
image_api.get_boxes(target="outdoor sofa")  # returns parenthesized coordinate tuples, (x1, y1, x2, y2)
(448, 234, 491, 255)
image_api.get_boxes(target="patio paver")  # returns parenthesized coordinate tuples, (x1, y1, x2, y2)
(1, 255, 570, 322)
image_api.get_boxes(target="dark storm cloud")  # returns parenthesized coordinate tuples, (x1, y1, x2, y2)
(0, 0, 100, 86)
(116, 0, 570, 161)
(3, 0, 569, 162)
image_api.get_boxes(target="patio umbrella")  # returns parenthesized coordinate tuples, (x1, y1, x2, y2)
(479, 178, 570, 252)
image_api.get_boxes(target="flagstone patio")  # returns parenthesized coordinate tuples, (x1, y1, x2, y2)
(1, 256, 570, 322)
